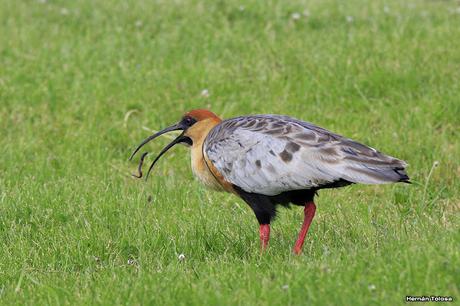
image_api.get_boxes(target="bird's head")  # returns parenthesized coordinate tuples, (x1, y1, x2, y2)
(129, 109, 221, 178)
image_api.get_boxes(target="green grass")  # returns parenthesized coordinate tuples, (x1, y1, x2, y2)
(1, 0, 459, 305)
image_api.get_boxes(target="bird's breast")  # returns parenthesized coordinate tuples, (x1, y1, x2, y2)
(190, 144, 225, 191)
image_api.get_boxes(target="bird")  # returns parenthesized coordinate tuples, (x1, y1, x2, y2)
(129, 109, 410, 254)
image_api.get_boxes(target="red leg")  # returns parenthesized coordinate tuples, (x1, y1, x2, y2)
(293, 201, 316, 255)
(259, 224, 270, 251)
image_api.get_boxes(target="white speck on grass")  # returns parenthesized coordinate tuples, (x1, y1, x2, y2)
(201, 89, 209, 98)
(291, 12, 301, 20)
(135, 20, 143, 28)
(282, 284, 289, 290)
(178, 254, 186, 261)
(60, 8, 69, 15)
(239, 5, 245, 11)
(368, 284, 376, 291)
(383, 6, 390, 13)
(127, 259, 136, 265)
(346, 16, 354, 23)
(433, 160, 439, 167)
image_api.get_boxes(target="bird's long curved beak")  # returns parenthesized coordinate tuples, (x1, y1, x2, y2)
(129, 123, 182, 161)
(129, 123, 189, 180)
(143, 132, 186, 179)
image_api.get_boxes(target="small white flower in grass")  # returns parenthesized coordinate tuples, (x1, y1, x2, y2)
(201, 89, 209, 98)
(368, 284, 376, 291)
(60, 8, 69, 15)
(291, 12, 301, 20)
(282, 284, 289, 290)
(127, 259, 136, 265)
(346, 16, 354, 23)
(433, 161, 439, 167)
(178, 253, 186, 261)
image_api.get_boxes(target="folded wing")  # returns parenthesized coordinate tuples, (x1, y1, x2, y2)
(204, 115, 409, 196)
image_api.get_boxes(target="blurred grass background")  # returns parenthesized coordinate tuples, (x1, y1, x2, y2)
(0, 0, 459, 305)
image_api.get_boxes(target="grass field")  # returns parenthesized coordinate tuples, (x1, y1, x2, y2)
(1, 0, 459, 305)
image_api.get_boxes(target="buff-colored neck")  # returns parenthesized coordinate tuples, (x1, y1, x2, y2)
(184, 117, 234, 192)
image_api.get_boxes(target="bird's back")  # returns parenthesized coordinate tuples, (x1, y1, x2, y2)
(204, 115, 409, 196)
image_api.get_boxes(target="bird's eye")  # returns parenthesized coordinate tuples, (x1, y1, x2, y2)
(183, 116, 195, 127)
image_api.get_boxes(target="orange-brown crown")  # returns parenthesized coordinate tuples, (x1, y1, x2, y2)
(185, 109, 220, 121)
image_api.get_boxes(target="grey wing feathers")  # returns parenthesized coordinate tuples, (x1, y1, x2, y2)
(204, 115, 409, 196)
